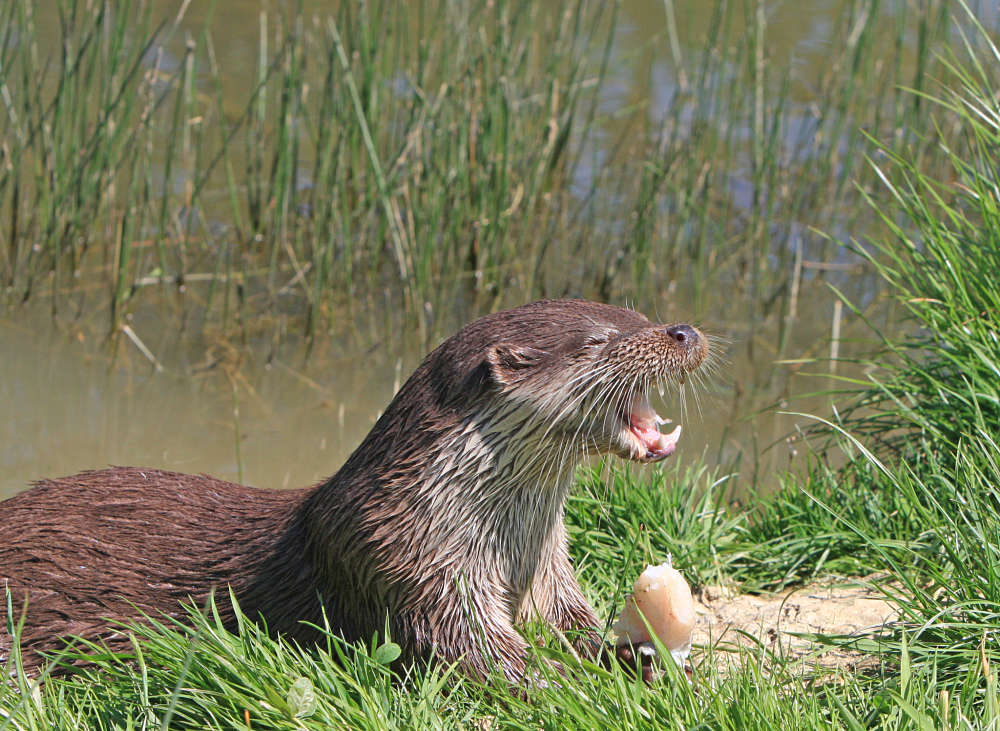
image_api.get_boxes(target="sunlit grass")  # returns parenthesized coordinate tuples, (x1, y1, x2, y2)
(0, 588, 868, 730)
(3, 452, 1000, 728)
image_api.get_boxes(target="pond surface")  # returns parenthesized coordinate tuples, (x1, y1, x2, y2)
(0, 271, 879, 501)
(0, 0, 973, 499)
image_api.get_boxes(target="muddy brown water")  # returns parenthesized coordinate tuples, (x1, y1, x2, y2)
(0, 272, 873, 501)
(0, 0, 945, 500)
(1, 304, 387, 499)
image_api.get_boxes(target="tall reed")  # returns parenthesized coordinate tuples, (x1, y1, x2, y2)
(0, 0, 967, 354)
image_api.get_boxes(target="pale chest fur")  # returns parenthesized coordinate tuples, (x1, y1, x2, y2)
(405, 413, 577, 618)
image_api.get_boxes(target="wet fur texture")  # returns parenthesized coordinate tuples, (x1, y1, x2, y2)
(0, 299, 707, 682)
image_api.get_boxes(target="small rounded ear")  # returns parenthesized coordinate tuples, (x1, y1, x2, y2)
(486, 343, 548, 383)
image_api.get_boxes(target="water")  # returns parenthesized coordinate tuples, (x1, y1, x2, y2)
(1, 303, 405, 498)
(0, 271, 879, 500)
(0, 0, 965, 499)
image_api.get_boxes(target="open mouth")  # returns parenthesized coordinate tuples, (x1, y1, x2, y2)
(626, 392, 682, 462)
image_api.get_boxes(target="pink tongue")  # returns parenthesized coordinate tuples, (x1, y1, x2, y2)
(629, 414, 683, 458)
(632, 421, 663, 448)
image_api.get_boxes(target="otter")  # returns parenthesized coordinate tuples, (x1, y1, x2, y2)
(0, 299, 707, 682)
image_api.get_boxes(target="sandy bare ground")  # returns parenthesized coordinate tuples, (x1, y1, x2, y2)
(690, 580, 898, 672)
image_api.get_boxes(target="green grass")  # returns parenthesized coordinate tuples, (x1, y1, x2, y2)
(3, 453, 1000, 729)
(0, 591, 874, 729)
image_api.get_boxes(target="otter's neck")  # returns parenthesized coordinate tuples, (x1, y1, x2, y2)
(306, 405, 580, 609)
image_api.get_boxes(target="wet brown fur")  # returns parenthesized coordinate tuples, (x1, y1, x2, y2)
(0, 299, 707, 682)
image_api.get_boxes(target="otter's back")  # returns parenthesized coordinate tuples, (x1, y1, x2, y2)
(1, 467, 320, 665)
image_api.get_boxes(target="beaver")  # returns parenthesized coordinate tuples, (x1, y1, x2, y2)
(0, 299, 708, 682)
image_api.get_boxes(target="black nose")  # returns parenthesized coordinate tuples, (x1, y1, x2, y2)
(665, 324, 699, 346)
